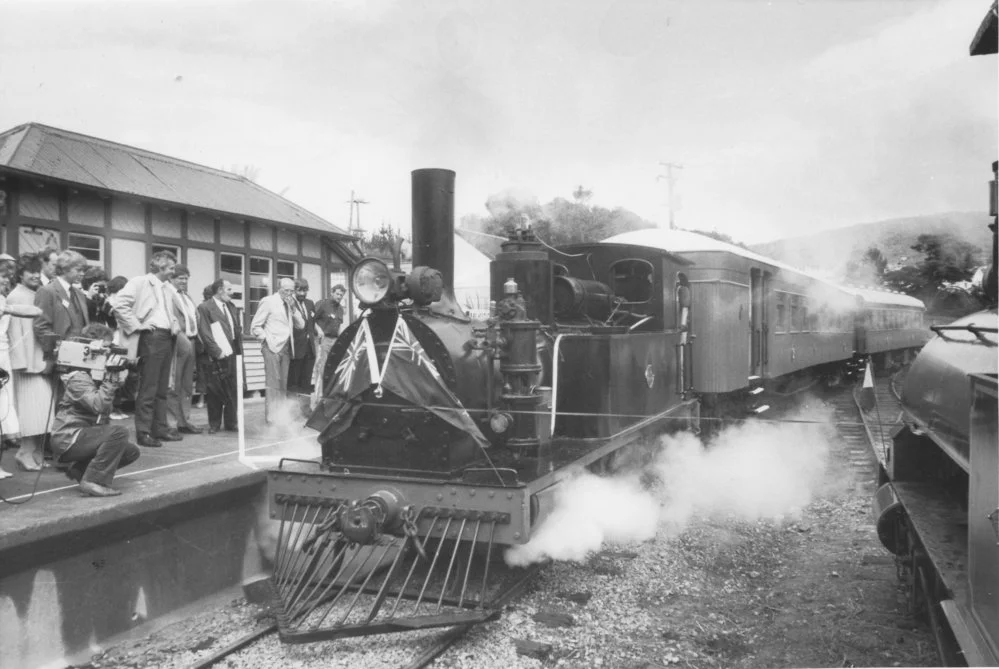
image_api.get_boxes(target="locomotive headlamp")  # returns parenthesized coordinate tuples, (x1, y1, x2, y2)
(352, 258, 393, 304)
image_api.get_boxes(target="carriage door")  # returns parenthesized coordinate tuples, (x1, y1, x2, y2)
(750, 269, 771, 378)
(750, 269, 763, 376)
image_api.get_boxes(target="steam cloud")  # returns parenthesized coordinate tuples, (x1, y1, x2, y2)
(505, 405, 834, 567)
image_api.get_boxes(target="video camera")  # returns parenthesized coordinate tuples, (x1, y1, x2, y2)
(55, 338, 138, 381)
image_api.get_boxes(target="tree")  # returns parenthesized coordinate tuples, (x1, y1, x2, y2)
(910, 233, 979, 286)
(361, 223, 408, 265)
(844, 246, 888, 286)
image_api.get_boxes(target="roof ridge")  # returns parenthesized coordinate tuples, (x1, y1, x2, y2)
(22, 122, 247, 182)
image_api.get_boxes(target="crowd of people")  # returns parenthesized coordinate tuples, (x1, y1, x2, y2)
(0, 246, 348, 498)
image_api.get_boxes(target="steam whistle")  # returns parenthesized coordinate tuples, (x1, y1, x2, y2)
(498, 278, 551, 477)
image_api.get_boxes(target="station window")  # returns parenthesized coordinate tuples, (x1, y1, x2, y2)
(276, 260, 296, 285)
(610, 259, 654, 304)
(219, 252, 245, 312)
(67, 232, 104, 267)
(19, 225, 59, 256)
(248, 256, 273, 316)
(152, 243, 181, 263)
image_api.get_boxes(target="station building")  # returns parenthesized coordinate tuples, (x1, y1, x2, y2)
(0, 122, 359, 390)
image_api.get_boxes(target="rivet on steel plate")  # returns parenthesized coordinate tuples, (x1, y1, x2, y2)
(507, 493, 513, 499)
(488, 491, 495, 498)
(451, 489, 457, 496)
(514, 532, 521, 539)
(469, 489, 476, 496)
(437, 493, 443, 501)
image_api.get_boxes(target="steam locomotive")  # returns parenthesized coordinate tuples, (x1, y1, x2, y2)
(266, 168, 931, 642)
(871, 4, 998, 665)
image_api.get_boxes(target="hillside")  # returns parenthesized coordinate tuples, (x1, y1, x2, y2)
(750, 212, 992, 276)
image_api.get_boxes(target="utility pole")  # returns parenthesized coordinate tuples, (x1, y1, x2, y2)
(346, 190, 369, 237)
(658, 162, 683, 230)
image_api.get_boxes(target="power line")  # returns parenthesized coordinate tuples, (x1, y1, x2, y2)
(658, 162, 683, 230)
(346, 190, 369, 237)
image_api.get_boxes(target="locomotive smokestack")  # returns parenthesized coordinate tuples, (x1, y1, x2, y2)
(411, 168, 456, 298)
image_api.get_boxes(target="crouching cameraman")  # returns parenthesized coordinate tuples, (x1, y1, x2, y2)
(51, 323, 140, 497)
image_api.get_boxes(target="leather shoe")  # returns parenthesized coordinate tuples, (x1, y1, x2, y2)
(136, 432, 162, 448)
(223, 426, 238, 432)
(178, 425, 203, 435)
(208, 426, 219, 435)
(79, 480, 122, 497)
(154, 430, 183, 442)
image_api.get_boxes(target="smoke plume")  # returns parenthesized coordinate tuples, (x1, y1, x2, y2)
(505, 405, 833, 567)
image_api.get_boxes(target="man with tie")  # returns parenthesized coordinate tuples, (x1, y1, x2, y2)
(112, 251, 180, 448)
(287, 278, 317, 397)
(165, 264, 203, 436)
(33, 250, 91, 364)
(250, 277, 304, 423)
(197, 279, 242, 434)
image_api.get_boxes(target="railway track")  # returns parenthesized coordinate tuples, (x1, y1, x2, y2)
(189, 561, 544, 669)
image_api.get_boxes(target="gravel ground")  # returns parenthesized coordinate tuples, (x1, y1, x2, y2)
(83, 396, 936, 669)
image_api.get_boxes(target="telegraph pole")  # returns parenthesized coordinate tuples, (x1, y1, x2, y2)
(346, 190, 369, 237)
(658, 162, 683, 230)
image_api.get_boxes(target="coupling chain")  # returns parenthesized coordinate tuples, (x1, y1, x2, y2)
(401, 505, 428, 561)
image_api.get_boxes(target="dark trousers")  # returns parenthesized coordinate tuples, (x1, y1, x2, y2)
(288, 351, 315, 394)
(59, 424, 140, 487)
(135, 330, 176, 435)
(201, 355, 237, 429)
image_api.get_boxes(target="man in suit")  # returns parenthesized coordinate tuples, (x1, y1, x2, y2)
(197, 279, 241, 433)
(33, 250, 90, 362)
(112, 251, 181, 448)
(250, 277, 303, 423)
(287, 278, 317, 397)
(165, 264, 202, 435)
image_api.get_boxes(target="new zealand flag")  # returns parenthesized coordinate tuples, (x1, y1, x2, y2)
(310, 314, 488, 450)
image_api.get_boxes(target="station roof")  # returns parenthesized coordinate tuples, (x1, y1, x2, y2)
(0, 122, 352, 239)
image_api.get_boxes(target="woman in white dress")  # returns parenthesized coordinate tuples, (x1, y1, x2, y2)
(6, 253, 52, 473)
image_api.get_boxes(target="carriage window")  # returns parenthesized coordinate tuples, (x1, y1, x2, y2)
(609, 259, 654, 304)
(776, 293, 787, 333)
(790, 295, 801, 332)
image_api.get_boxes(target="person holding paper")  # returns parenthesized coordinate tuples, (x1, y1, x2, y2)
(196, 279, 241, 434)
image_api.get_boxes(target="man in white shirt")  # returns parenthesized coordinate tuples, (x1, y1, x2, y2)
(250, 277, 304, 423)
(112, 251, 181, 448)
(165, 264, 202, 435)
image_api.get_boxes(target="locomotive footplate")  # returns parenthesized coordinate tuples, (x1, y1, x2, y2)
(267, 465, 531, 642)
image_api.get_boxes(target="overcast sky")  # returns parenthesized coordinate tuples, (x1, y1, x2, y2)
(1, 0, 995, 243)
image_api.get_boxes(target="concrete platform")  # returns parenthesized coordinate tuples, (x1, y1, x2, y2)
(0, 398, 322, 669)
